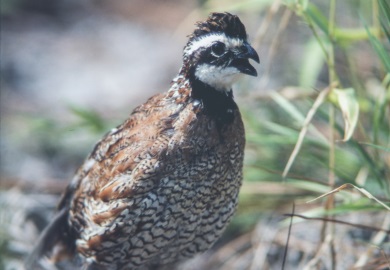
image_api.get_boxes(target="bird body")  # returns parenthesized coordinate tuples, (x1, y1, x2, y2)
(27, 12, 259, 270)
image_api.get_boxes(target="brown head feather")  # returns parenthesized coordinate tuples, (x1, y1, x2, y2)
(188, 12, 247, 42)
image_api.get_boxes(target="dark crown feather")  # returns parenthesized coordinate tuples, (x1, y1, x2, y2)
(188, 12, 248, 42)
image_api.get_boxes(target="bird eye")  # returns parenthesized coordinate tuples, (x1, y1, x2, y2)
(211, 42, 226, 57)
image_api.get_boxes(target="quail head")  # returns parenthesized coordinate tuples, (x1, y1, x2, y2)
(27, 12, 259, 270)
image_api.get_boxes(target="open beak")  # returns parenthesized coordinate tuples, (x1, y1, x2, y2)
(229, 42, 260, 77)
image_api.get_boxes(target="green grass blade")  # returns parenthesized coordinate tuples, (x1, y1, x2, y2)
(300, 38, 326, 87)
(306, 3, 329, 35)
(359, 142, 390, 152)
(364, 23, 390, 73)
(68, 105, 107, 133)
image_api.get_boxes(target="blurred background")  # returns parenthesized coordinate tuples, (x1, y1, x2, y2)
(1, 0, 389, 269)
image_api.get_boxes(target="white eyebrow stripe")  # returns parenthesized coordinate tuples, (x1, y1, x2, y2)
(184, 33, 243, 56)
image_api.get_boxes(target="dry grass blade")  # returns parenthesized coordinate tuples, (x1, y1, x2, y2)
(302, 234, 333, 270)
(306, 183, 390, 211)
(281, 203, 295, 270)
(252, 0, 282, 47)
(282, 85, 333, 178)
(354, 213, 390, 269)
(283, 213, 390, 234)
(260, 5, 292, 87)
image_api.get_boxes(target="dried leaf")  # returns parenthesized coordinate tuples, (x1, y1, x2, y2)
(333, 88, 359, 141)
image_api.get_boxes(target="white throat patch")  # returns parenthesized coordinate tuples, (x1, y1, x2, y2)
(195, 64, 243, 91)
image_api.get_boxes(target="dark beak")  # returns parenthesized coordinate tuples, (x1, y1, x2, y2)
(229, 42, 260, 77)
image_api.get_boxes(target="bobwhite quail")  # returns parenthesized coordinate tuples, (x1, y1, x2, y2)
(27, 12, 259, 270)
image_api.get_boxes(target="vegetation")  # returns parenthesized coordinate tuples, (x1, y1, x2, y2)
(212, 0, 390, 268)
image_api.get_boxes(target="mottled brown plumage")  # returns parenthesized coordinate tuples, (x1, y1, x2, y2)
(27, 12, 259, 270)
